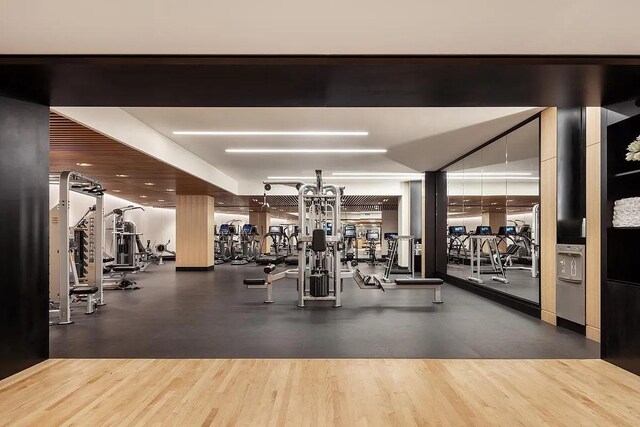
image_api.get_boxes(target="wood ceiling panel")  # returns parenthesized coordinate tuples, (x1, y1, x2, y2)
(50, 112, 401, 214)
(50, 112, 229, 207)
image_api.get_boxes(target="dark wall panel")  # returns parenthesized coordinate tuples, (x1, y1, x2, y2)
(0, 96, 49, 379)
(603, 281, 640, 375)
(557, 107, 586, 244)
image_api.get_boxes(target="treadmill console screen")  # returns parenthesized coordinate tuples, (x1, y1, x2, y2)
(219, 224, 229, 234)
(448, 226, 467, 235)
(325, 225, 333, 236)
(384, 232, 398, 240)
(269, 226, 283, 234)
(498, 226, 516, 235)
(366, 231, 379, 240)
(242, 224, 253, 233)
(475, 225, 492, 235)
(344, 226, 356, 237)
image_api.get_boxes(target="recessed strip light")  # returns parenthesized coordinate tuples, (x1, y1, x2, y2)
(174, 131, 368, 136)
(447, 172, 532, 177)
(267, 176, 418, 180)
(144, 182, 155, 186)
(333, 172, 422, 176)
(447, 176, 539, 180)
(76, 162, 92, 167)
(227, 149, 386, 154)
(116, 174, 129, 178)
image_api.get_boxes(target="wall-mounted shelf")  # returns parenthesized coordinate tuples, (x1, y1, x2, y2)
(613, 168, 640, 178)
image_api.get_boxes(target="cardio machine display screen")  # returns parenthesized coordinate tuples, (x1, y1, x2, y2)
(448, 226, 466, 235)
(242, 224, 253, 233)
(219, 224, 229, 234)
(344, 227, 356, 237)
(499, 226, 516, 235)
(366, 232, 379, 240)
(269, 226, 283, 234)
(475, 226, 492, 235)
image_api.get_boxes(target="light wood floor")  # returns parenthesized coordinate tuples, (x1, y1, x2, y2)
(0, 359, 638, 426)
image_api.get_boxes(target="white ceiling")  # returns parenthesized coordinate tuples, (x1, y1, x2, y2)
(1, 1, 639, 54)
(123, 107, 541, 189)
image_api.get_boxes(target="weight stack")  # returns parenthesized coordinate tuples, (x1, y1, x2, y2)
(309, 272, 329, 297)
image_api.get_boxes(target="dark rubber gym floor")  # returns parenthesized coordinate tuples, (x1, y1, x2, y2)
(50, 262, 599, 359)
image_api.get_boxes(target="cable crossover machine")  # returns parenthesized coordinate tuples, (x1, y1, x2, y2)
(243, 170, 444, 308)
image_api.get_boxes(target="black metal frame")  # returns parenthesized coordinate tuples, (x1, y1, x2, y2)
(435, 113, 543, 316)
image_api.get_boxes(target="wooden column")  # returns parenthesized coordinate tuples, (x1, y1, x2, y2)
(250, 210, 271, 253)
(482, 212, 507, 252)
(540, 107, 558, 325)
(585, 107, 601, 342)
(175, 195, 215, 270)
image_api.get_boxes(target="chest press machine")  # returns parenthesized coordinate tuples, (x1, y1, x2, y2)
(243, 170, 444, 308)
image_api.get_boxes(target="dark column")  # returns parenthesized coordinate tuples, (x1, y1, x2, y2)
(0, 97, 49, 379)
(424, 172, 447, 277)
(435, 171, 448, 275)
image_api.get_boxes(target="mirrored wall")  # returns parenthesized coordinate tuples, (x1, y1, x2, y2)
(444, 117, 541, 303)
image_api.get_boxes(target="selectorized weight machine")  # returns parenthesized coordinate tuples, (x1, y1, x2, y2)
(243, 170, 444, 308)
(49, 171, 106, 325)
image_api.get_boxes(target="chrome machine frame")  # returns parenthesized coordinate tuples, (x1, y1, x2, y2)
(50, 171, 105, 325)
(252, 170, 354, 308)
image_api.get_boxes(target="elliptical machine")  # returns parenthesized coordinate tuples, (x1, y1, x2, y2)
(231, 224, 259, 265)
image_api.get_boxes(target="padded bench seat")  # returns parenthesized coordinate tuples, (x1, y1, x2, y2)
(70, 286, 99, 295)
(111, 265, 140, 272)
(394, 278, 443, 285)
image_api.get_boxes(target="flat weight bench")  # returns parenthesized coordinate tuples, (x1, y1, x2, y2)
(243, 265, 277, 303)
(373, 277, 444, 304)
(105, 265, 140, 290)
(69, 286, 100, 314)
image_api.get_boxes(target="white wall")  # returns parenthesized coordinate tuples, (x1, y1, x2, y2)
(49, 184, 176, 255)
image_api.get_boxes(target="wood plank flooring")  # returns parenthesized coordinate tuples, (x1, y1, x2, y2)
(0, 359, 638, 426)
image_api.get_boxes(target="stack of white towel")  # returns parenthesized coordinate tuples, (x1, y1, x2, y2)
(613, 197, 640, 227)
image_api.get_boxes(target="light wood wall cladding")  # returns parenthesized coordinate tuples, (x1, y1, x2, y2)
(50, 112, 229, 207)
(585, 107, 602, 342)
(541, 107, 558, 161)
(176, 195, 215, 268)
(540, 107, 558, 325)
(249, 211, 271, 253)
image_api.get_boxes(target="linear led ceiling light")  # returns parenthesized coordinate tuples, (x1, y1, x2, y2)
(267, 176, 415, 180)
(226, 148, 386, 154)
(446, 172, 532, 177)
(332, 172, 423, 177)
(174, 130, 368, 136)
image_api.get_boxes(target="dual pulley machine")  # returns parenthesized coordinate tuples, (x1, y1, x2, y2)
(49, 171, 106, 325)
(245, 170, 353, 308)
(243, 170, 444, 307)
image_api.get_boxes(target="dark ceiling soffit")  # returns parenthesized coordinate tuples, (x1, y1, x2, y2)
(2, 55, 640, 108)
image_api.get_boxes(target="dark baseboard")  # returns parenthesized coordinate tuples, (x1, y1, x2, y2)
(176, 265, 214, 272)
(557, 317, 586, 335)
(438, 273, 541, 319)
